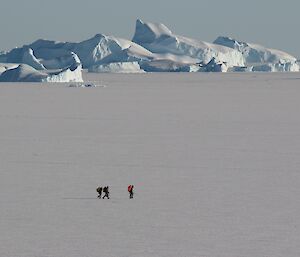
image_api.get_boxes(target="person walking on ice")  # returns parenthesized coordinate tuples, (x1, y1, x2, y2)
(128, 185, 134, 199)
(102, 186, 110, 199)
(96, 186, 102, 198)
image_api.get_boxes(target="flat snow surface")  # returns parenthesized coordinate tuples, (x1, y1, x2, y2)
(1, 73, 300, 257)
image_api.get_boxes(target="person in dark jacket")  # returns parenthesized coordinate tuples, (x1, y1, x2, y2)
(96, 187, 102, 198)
(128, 185, 134, 199)
(102, 186, 110, 199)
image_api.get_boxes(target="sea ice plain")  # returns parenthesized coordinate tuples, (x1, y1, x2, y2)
(0, 72, 300, 257)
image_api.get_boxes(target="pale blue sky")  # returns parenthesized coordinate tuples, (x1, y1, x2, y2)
(1, 0, 299, 57)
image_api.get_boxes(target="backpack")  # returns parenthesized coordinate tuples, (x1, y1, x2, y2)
(128, 185, 133, 192)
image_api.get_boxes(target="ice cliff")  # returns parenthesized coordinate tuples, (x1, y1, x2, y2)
(89, 62, 144, 73)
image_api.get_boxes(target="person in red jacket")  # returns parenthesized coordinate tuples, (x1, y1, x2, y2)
(128, 185, 134, 199)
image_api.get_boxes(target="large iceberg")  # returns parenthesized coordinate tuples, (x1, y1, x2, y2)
(89, 43, 200, 72)
(0, 20, 298, 74)
(214, 36, 299, 72)
(132, 19, 245, 68)
(27, 34, 152, 69)
(70, 34, 149, 68)
(0, 42, 82, 71)
(0, 34, 151, 71)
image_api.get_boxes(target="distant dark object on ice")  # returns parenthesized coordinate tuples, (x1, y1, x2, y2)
(69, 83, 100, 88)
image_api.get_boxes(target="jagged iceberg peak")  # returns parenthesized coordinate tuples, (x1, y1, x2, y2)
(214, 36, 297, 64)
(72, 33, 146, 68)
(91, 43, 155, 67)
(83, 33, 136, 49)
(132, 19, 173, 45)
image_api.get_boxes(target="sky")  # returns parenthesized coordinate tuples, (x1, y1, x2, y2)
(1, 0, 299, 58)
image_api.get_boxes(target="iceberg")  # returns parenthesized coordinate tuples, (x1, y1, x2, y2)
(0, 63, 19, 76)
(0, 20, 298, 74)
(21, 47, 46, 70)
(27, 40, 82, 70)
(94, 44, 202, 73)
(199, 58, 228, 72)
(0, 63, 83, 82)
(251, 62, 300, 72)
(0, 47, 45, 70)
(214, 36, 297, 64)
(89, 61, 144, 73)
(214, 36, 299, 72)
(0, 41, 82, 70)
(41, 51, 81, 70)
(140, 60, 200, 72)
(0, 64, 47, 82)
(0, 34, 151, 70)
(132, 19, 245, 68)
(44, 63, 83, 82)
(92, 44, 154, 66)
(71, 34, 146, 68)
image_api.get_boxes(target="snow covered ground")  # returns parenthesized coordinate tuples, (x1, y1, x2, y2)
(1, 73, 300, 257)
